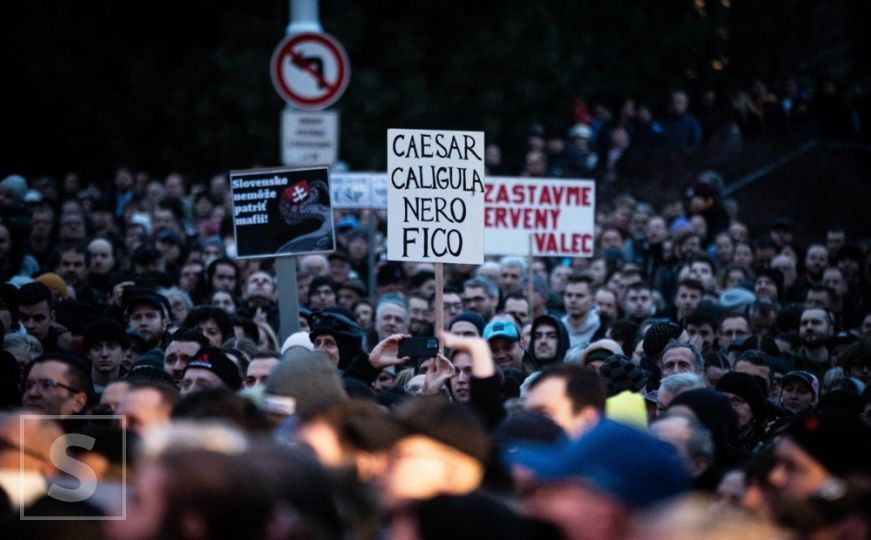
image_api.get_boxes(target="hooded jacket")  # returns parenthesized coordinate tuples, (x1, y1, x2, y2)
(527, 314, 571, 368)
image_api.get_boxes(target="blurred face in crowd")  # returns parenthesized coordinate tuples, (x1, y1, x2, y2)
(309, 282, 336, 311)
(488, 337, 522, 370)
(164, 340, 201, 385)
(463, 286, 496, 320)
(533, 323, 560, 363)
(449, 352, 473, 402)
(499, 265, 524, 295)
(20, 300, 54, 341)
(804, 245, 828, 276)
(799, 309, 832, 347)
(594, 289, 618, 320)
(689, 261, 714, 289)
(714, 233, 734, 263)
(504, 297, 530, 326)
(718, 316, 750, 350)
(196, 319, 224, 347)
(674, 285, 701, 319)
(376, 303, 408, 340)
(100, 381, 129, 413)
(23, 360, 87, 416)
(563, 281, 593, 319)
(686, 322, 715, 353)
(244, 271, 275, 302)
(805, 288, 831, 311)
(354, 302, 373, 330)
(780, 379, 815, 414)
(88, 239, 115, 275)
(646, 217, 668, 244)
(313, 334, 340, 366)
(624, 286, 653, 319)
(822, 267, 846, 298)
(550, 265, 572, 292)
(129, 304, 168, 345)
(733, 243, 754, 268)
(89, 340, 124, 376)
(442, 292, 463, 325)
(211, 290, 235, 314)
(754, 275, 779, 301)
(661, 347, 697, 377)
(117, 387, 173, 436)
(408, 296, 432, 335)
(768, 437, 833, 500)
(723, 391, 754, 429)
(244, 357, 279, 389)
(180, 368, 224, 396)
(211, 263, 237, 293)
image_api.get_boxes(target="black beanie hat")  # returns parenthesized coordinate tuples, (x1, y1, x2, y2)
(308, 310, 364, 367)
(183, 347, 242, 390)
(716, 371, 766, 422)
(448, 311, 486, 336)
(786, 411, 871, 477)
(755, 267, 784, 298)
(598, 354, 649, 396)
(84, 318, 130, 351)
(643, 323, 683, 358)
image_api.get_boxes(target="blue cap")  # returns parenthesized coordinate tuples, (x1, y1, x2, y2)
(504, 420, 688, 509)
(336, 215, 360, 231)
(483, 320, 519, 342)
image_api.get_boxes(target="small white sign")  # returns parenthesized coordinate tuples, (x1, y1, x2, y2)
(281, 109, 339, 166)
(331, 172, 389, 209)
(387, 129, 485, 264)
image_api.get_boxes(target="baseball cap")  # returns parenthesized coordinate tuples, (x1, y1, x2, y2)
(483, 320, 519, 342)
(505, 419, 688, 509)
(782, 370, 820, 399)
(124, 290, 171, 319)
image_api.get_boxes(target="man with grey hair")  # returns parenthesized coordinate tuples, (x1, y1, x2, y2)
(498, 256, 527, 297)
(656, 372, 706, 413)
(650, 412, 717, 489)
(660, 340, 704, 378)
(3, 333, 43, 370)
(463, 277, 499, 322)
(374, 296, 409, 342)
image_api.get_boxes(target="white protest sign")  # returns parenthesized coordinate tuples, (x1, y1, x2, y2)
(387, 129, 485, 264)
(484, 177, 596, 257)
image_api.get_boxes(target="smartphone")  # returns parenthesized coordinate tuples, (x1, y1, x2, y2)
(398, 336, 439, 359)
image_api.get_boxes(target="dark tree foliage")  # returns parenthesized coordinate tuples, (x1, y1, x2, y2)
(1, 0, 865, 181)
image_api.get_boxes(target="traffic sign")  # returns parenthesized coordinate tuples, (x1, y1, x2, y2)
(281, 109, 339, 166)
(271, 32, 350, 110)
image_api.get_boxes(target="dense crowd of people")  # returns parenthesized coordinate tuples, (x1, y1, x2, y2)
(0, 81, 869, 539)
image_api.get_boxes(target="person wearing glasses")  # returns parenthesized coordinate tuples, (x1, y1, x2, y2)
(22, 353, 91, 416)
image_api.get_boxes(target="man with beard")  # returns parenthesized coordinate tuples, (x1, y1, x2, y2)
(163, 329, 208, 387)
(54, 242, 105, 305)
(125, 291, 172, 351)
(240, 270, 278, 330)
(87, 238, 117, 299)
(84, 318, 129, 395)
(794, 308, 834, 380)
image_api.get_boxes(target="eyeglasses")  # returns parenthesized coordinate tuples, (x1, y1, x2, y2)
(23, 378, 81, 394)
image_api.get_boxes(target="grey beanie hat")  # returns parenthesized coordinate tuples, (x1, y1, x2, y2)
(263, 348, 348, 416)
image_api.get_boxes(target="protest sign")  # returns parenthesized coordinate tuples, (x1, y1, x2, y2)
(484, 177, 596, 257)
(230, 166, 335, 259)
(386, 129, 485, 264)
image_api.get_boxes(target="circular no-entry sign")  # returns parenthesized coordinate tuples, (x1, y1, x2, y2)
(271, 32, 350, 110)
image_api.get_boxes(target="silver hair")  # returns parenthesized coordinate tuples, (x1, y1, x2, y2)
(658, 372, 706, 395)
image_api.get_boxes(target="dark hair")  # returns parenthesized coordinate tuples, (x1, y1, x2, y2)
(566, 273, 594, 288)
(205, 257, 238, 291)
(168, 328, 209, 348)
(31, 353, 91, 397)
(686, 310, 716, 328)
(530, 364, 605, 412)
(51, 242, 91, 269)
(676, 278, 705, 294)
(182, 307, 234, 345)
(18, 282, 54, 308)
(172, 388, 269, 433)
